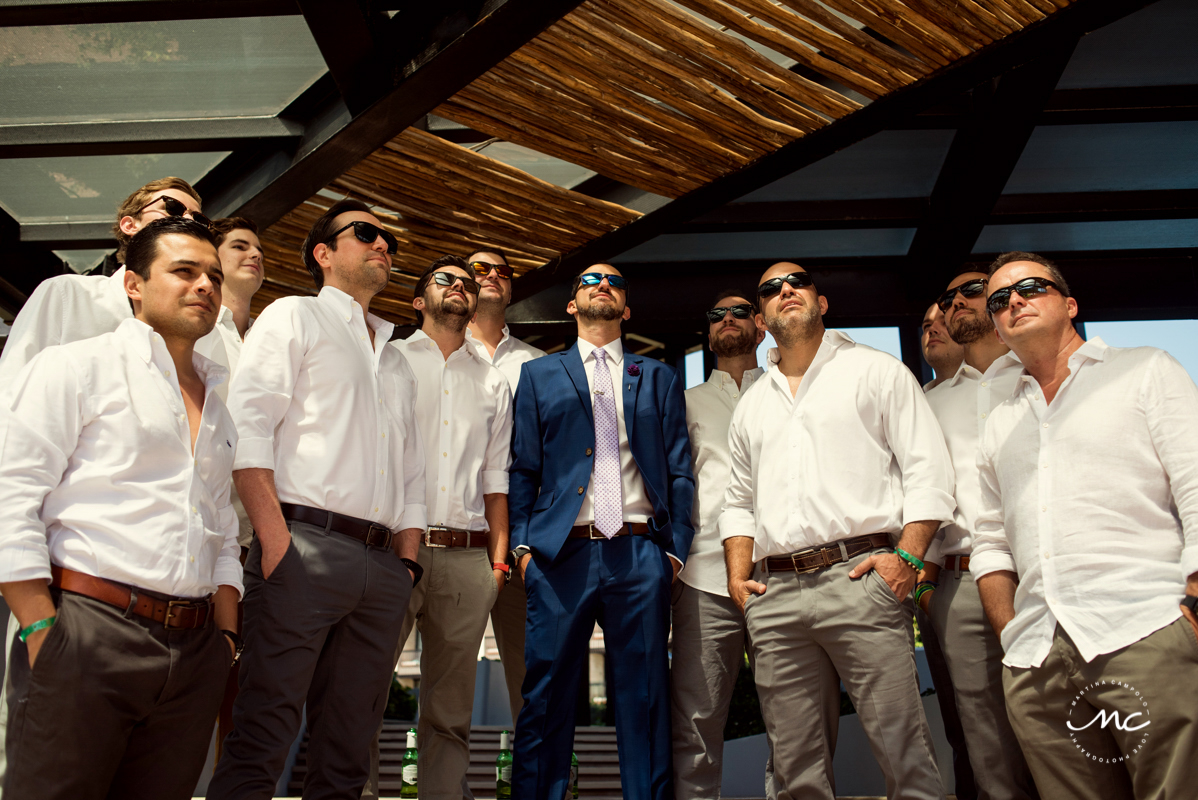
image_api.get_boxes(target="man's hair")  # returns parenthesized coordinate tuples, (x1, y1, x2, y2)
(987, 251, 1070, 296)
(210, 216, 259, 246)
(468, 245, 508, 265)
(413, 254, 471, 326)
(710, 287, 758, 315)
(570, 266, 626, 299)
(125, 217, 218, 280)
(301, 198, 373, 289)
(113, 177, 202, 262)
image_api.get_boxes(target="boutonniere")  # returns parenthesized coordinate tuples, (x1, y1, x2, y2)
(626, 363, 641, 376)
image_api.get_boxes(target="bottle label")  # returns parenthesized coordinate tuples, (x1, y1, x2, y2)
(402, 765, 418, 784)
(499, 765, 512, 782)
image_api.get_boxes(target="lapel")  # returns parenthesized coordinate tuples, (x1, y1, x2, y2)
(623, 354, 644, 440)
(561, 343, 594, 426)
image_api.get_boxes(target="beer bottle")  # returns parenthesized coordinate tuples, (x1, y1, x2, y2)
(401, 728, 418, 798)
(496, 729, 513, 798)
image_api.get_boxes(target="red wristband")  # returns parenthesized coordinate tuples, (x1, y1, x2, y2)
(493, 562, 510, 574)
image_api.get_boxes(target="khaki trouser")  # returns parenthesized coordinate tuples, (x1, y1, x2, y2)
(489, 568, 527, 727)
(745, 550, 944, 800)
(364, 543, 498, 800)
(1003, 618, 1198, 800)
(927, 569, 1037, 800)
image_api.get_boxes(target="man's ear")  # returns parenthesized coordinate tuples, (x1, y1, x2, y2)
(412, 296, 425, 312)
(818, 295, 830, 316)
(118, 215, 139, 237)
(124, 268, 145, 316)
(566, 298, 578, 318)
(622, 304, 631, 322)
(755, 323, 767, 346)
(1065, 297, 1078, 319)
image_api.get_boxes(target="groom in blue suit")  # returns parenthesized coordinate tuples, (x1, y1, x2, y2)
(509, 264, 694, 800)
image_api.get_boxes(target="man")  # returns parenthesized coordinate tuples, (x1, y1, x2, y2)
(920, 302, 964, 390)
(369, 255, 513, 800)
(721, 261, 954, 800)
(196, 217, 265, 403)
(209, 199, 426, 800)
(509, 264, 694, 800)
(671, 289, 766, 798)
(974, 252, 1198, 800)
(0, 218, 241, 799)
(464, 245, 546, 726)
(921, 272, 1036, 800)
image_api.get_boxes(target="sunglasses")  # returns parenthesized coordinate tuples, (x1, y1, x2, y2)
(986, 277, 1062, 315)
(936, 279, 987, 312)
(706, 303, 755, 323)
(431, 270, 480, 295)
(470, 260, 514, 280)
(326, 221, 399, 255)
(138, 195, 212, 229)
(579, 272, 628, 291)
(757, 271, 814, 298)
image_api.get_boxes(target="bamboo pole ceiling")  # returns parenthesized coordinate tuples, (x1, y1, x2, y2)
(258, 0, 1073, 324)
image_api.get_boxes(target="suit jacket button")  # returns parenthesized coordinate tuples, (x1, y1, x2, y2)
(585, 448, 593, 456)
(577, 486, 585, 494)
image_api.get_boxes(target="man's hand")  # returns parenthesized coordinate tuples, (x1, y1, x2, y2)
(260, 536, 291, 581)
(849, 552, 916, 599)
(729, 576, 767, 614)
(518, 552, 532, 582)
(976, 570, 1018, 638)
(671, 557, 681, 585)
(1182, 574, 1198, 642)
(494, 568, 507, 594)
(917, 587, 935, 614)
(25, 626, 51, 668)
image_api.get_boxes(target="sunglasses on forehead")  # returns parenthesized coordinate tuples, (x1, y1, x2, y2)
(579, 272, 628, 291)
(706, 303, 754, 323)
(431, 270, 480, 295)
(470, 260, 514, 279)
(757, 270, 814, 298)
(138, 195, 212, 229)
(326, 221, 399, 255)
(936, 279, 987, 312)
(986, 277, 1062, 315)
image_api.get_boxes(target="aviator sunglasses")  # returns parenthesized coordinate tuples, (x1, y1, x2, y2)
(470, 260, 514, 280)
(138, 195, 212, 229)
(706, 303, 754, 323)
(986, 277, 1062, 315)
(325, 221, 399, 255)
(757, 270, 814, 298)
(431, 271, 481, 295)
(579, 272, 629, 291)
(936, 279, 987, 312)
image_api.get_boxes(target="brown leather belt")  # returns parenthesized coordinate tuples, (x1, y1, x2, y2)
(764, 533, 893, 574)
(50, 565, 213, 630)
(423, 527, 488, 548)
(942, 555, 970, 572)
(569, 522, 652, 540)
(279, 502, 393, 549)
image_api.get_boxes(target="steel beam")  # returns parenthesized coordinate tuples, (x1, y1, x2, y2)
(0, 117, 304, 159)
(0, 0, 298, 27)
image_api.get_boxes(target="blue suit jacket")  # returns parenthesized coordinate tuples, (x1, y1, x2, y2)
(509, 342, 695, 565)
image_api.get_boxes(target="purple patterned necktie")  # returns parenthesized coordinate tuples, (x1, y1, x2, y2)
(591, 348, 623, 538)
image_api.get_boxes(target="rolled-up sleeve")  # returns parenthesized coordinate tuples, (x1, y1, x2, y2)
(971, 436, 1017, 579)
(882, 364, 956, 526)
(482, 379, 513, 496)
(396, 358, 427, 532)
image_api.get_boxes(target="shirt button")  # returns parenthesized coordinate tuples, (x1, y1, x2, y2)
(379, 398, 383, 404)
(345, 315, 351, 321)
(980, 413, 987, 419)
(441, 486, 446, 492)
(381, 433, 386, 438)
(444, 389, 449, 395)
(1043, 423, 1049, 428)
(164, 370, 171, 378)
(443, 452, 447, 457)
(1041, 506, 1047, 512)
(1043, 551, 1051, 559)
(585, 448, 593, 456)
(374, 507, 379, 513)
(732, 393, 739, 398)
(578, 486, 584, 495)
(981, 381, 988, 387)
(380, 469, 385, 475)
(190, 555, 195, 563)
(191, 505, 197, 513)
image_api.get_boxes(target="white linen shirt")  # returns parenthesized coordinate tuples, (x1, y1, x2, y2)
(227, 286, 426, 532)
(573, 338, 653, 526)
(194, 305, 245, 403)
(392, 331, 513, 531)
(973, 338, 1198, 667)
(466, 324, 546, 393)
(681, 367, 764, 596)
(923, 354, 1023, 565)
(0, 318, 242, 598)
(0, 266, 132, 389)
(720, 330, 955, 562)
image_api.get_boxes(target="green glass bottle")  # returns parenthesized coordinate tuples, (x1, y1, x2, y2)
(401, 728, 418, 798)
(569, 751, 579, 799)
(495, 729, 513, 799)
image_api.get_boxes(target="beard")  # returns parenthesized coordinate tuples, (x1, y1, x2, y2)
(578, 296, 624, 322)
(711, 325, 757, 358)
(764, 302, 821, 347)
(476, 290, 506, 317)
(948, 309, 994, 345)
(427, 295, 473, 331)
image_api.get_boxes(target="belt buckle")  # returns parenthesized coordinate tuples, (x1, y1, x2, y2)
(163, 599, 203, 630)
(423, 527, 447, 548)
(587, 524, 607, 540)
(369, 524, 393, 549)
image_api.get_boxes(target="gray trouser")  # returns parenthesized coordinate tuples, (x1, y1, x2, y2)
(363, 544, 497, 800)
(0, 613, 17, 800)
(490, 568, 527, 726)
(927, 569, 1036, 800)
(208, 521, 412, 800)
(745, 550, 944, 800)
(1003, 618, 1198, 800)
(5, 590, 229, 800)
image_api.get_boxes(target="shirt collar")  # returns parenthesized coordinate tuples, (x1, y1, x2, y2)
(708, 367, 764, 390)
(118, 317, 229, 390)
(108, 265, 129, 303)
(406, 329, 475, 361)
(1073, 336, 1109, 364)
(465, 324, 511, 350)
(318, 285, 394, 342)
(577, 336, 624, 365)
(765, 328, 852, 368)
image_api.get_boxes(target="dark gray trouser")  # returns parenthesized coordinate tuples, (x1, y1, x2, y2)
(490, 568, 527, 726)
(4, 590, 230, 800)
(208, 520, 412, 800)
(916, 605, 977, 800)
(745, 550, 945, 800)
(927, 570, 1036, 800)
(670, 581, 777, 800)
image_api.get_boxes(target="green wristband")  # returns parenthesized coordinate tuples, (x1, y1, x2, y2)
(18, 616, 55, 642)
(895, 547, 924, 571)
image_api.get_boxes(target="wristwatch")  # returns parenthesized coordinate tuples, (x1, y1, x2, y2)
(221, 629, 244, 664)
(493, 562, 511, 584)
(400, 557, 424, 587)
(1182, 595, 1198, 616)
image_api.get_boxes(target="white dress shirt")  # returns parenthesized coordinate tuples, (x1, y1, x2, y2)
(0, 318, 242, 599)
(392, 331, 513, 531)
(923, 354, 1024, 565)
(720, 330, 955, 562)
(681, 367, 764, 596)
(973, 338, 1198, 667)
(466, 324, 546, 393)
(227, 286, 427, 533)
(0, 266, 132, 389)
(573, 338, 653, 526)
(194, 305, 245, 403)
